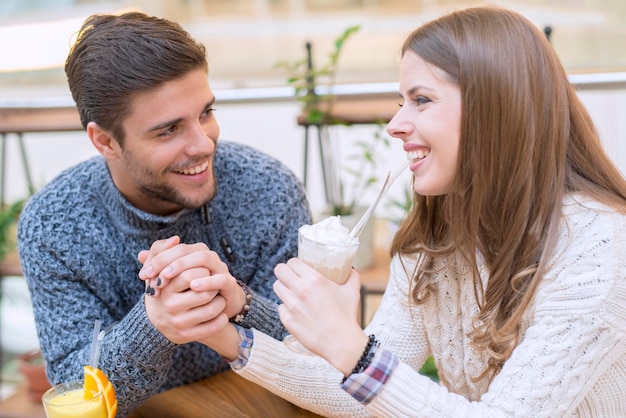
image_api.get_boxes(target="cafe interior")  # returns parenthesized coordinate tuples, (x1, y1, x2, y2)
(1, 0, 626, 416)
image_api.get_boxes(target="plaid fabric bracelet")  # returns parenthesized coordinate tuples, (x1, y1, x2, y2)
(341, 349, 397, 404)
(228, 324, 253, 370)
(229, 280, 252, 324)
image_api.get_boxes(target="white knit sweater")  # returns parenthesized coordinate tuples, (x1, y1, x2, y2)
(235, 194, 626, 417)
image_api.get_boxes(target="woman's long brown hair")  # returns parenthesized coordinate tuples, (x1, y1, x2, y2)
(390, 6, 626, 381)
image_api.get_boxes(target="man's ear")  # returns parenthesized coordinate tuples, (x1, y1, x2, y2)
(87, 121, 120, 159)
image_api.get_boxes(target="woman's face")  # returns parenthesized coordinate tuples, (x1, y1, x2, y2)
(386, 50, 461, 196)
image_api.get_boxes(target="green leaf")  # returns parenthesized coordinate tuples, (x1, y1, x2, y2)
(419, 356, 439, 382)
(0, 199, 26, 261)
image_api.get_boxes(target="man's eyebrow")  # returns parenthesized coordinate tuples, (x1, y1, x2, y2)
(146, 98, 216, 133)
(147, 117, 184, 133)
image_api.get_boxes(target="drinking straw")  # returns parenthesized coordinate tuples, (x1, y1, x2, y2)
(349, 159, 410, 239)
(88, 319, 101, 369)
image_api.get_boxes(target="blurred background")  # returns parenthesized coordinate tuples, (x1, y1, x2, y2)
(2, 0, 626, 207)
(1, 0, 626, 403)
(2, 0, 626, 90)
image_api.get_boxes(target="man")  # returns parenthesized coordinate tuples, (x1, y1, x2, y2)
(17, 12, 311, 417)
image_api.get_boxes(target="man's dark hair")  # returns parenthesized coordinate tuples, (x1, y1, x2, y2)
(65, 12, 208, 144)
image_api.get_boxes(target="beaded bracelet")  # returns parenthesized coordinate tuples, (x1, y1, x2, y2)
(342, 334, 379, 383)
(229, 280, 252, 324)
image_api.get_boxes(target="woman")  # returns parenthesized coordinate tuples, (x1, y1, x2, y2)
(140, 6, 626, 416)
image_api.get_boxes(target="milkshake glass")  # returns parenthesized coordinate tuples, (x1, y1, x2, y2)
(297, 216, 359, 284)
(284, 216, 359, 354)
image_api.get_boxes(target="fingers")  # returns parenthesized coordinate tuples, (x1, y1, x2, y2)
(138, 236, 181, 293)
(139, 241, 204, 280)
(274, 258, 312, 289)
(138, 236, 180, 268)
(137, 249, 150, 264)
(145, 289, 228, 344)
(189, 273, 229, 292)
(274, 259, 364, 351)
(141, 243, 225, 279)
(139, 241, 227, 296)
(190, 274, 246, 319)
(273, 258, 326, 301)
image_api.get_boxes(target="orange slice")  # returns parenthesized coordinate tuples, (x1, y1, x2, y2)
(84, 365, 117, 418)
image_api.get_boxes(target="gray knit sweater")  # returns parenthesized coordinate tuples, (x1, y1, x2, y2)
(18, 140, 311, 417)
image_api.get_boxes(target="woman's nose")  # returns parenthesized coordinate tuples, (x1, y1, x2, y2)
(386, 108, 412, 139)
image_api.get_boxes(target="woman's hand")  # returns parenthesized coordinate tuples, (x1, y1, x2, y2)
(273, 258, 368, 375)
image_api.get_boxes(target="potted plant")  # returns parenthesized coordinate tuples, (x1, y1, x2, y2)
(277, 26, 391, 268)
(0, 198, 25, 267)
(277, 25, 361, 126)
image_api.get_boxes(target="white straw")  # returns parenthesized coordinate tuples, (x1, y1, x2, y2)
(88, 319, 101, 368)
(349, 159, 411, 239)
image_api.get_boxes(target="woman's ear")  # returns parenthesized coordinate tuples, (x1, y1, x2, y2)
(87, 121, 120, 160)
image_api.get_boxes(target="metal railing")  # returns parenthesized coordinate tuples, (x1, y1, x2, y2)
(2, 71, 626, 109)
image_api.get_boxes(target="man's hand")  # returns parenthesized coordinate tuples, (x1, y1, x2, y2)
(143, 271, 228, 344)
(138, 236, 228, 296)
(137, 236, 248, 337)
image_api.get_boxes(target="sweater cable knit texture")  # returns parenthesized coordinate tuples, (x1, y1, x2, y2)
(18, 140, 312, 417)
(236, 194, 626, 417)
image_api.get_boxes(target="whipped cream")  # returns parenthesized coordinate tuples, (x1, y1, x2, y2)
(297, 216, 359, 284)
(298, 216, 359, 246)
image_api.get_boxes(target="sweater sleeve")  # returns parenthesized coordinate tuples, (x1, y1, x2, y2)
(18, 205, 178, 417)
(237, 330, 374, 417)
(233, 257, 430, 417)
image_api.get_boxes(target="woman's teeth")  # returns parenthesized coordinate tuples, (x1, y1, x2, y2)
(177, 161, 209, 175)
(407, 149, 430, 161)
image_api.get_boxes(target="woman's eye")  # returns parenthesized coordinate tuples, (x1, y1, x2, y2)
(415, 96, 431, 105)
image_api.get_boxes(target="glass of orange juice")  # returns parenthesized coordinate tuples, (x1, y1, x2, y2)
(42, 380, 107, 418)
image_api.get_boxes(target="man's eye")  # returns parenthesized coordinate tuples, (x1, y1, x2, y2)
(201, 107, 215, 118)
(159, 125, 178, 137)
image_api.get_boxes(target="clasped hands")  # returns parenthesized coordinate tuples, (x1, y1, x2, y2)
(137, 235, 242, 345)
(138, 235, 365, 373)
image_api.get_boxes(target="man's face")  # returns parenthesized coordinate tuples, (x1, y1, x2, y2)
(108, 68, 220, 215)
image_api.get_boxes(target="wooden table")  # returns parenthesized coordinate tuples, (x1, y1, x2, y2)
(0, 250, 22, 276)
(1, 371, 322, 418)
(130, 370, 322, 417)
(0, 385, 45, 418)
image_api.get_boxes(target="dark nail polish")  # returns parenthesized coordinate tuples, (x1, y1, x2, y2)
(156, 278, 162, 287)
(145, 285, 151, 294)
(149, 287, 156, 296)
